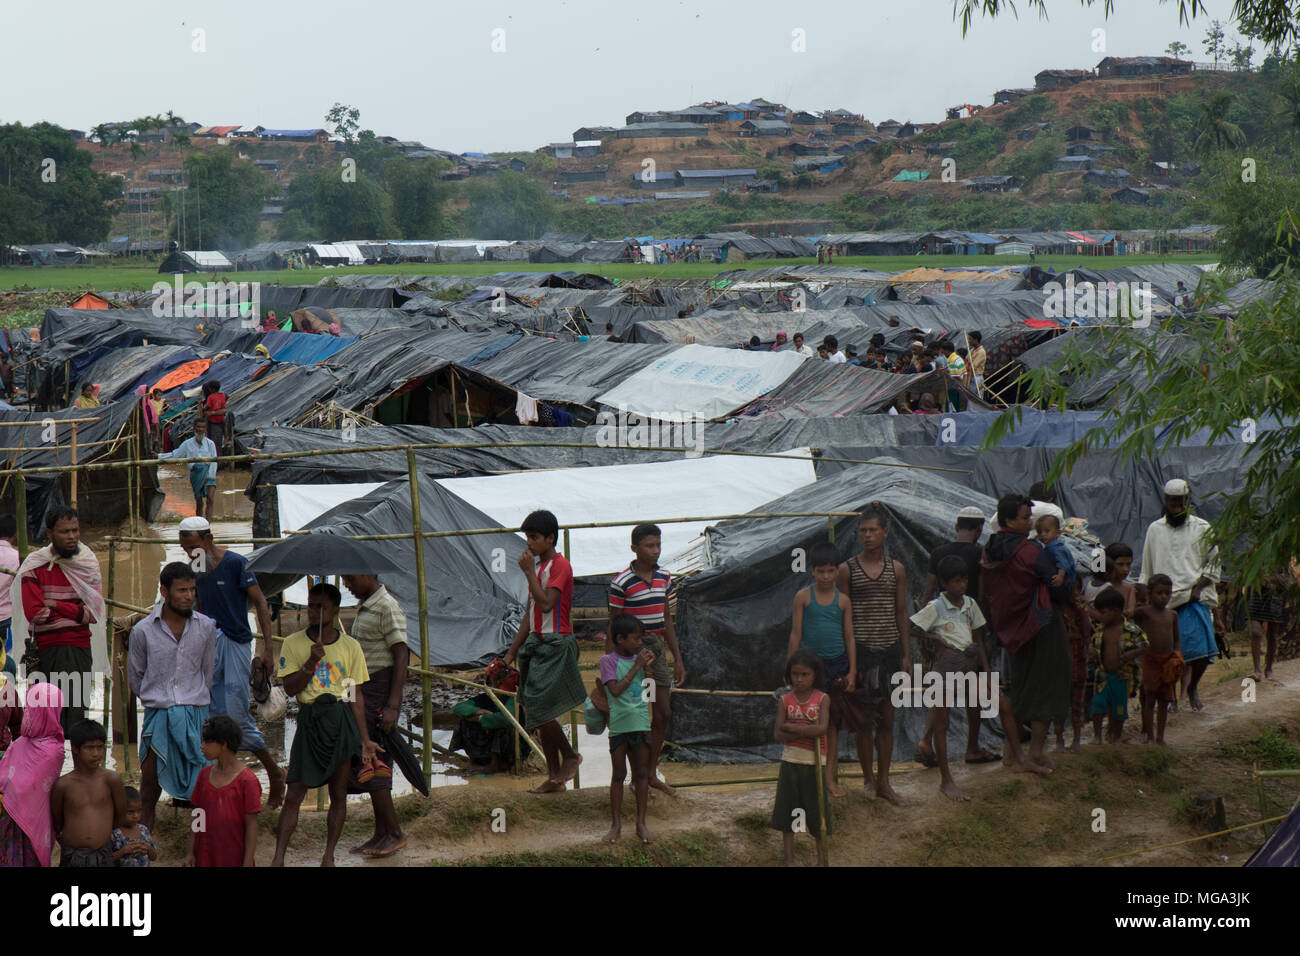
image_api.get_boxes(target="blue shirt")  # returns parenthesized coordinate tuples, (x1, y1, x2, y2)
(196, 550, 258, 643)
(158, 436, 217, 482)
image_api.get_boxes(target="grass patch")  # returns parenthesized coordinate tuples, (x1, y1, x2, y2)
(455, 829, 730, 867)
(733, 811, 769, 833)
(1219, 727, 1300, 769)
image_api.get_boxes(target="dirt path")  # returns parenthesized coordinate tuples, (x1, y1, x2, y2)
(149, 655, 1298, 867)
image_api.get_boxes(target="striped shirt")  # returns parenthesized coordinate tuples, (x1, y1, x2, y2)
(608, 563, 672, 633)
(21, 563, 93, 649)
(350, 584, 408, 672)
(848, 555, 900, 650)
(530, 553, 573, 635)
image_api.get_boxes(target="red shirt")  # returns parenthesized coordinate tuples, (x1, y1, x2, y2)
(204, 393, 228, 423)
(529, 553, 573, 635)
(781, 689, 827, 756)
(21, 564, 92, 649)
(191, 765, 262, 867)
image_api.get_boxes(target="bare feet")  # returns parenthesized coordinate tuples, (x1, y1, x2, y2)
(321, 856, 335, 867)
(1188, 690, 1204, 712)
(361, 834, 407, 858)
(1010, 759, 1052, 776)
(875, 783, 904, 806)
(557, 755, 583, 785)
(270, 855, 285, 867)
(649, 776, 677, 796)
(1265, 668, 1274, 680)
(940, 779, 970, 802)
(1250, 670, 1263, 683)
(528, 778, 566, 794)
(266, 767, 286, 810)
(1030, 754, 1056, 771)
(1068, 739, 1083, 754)
(350, 835, 382, 854)
(604, 825, 620, 843)
(827, 779, 846, 798)
(1139, 732, 1151, 744)
(636, 822, 654, 844)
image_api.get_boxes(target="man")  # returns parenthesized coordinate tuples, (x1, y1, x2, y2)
(12, 508, 104, 732)
(178, 517, 285, 808)
(1028, 480, 1065, 532)
(791, 333, 815, 358)
(981, 493, 1071, 774)
(341, 573, 409, 858)
(917, 506, 1000, 767)
(835, 506, 910, 805)
(968, 331, 987, 397)
(822, 335, 847, 364)
(272, 583, 376, 867)
(128, 562, 217, 828)
(0, 514, 18, 675)
(158, 419, 217, 519)
(1140, 478, 1220, 711)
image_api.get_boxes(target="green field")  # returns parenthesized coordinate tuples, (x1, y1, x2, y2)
(0, 252, 1220, 294)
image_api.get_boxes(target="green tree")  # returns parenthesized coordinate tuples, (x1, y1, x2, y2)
(1230, 39, 1256, 70)
(284, 169, 396, 238)
(1211, 151, 1300, 276)
(0, 122, 119, 246)
(1274, 62, 1300, 141)
(1204, 18, 1228, 65)
(1193, 90, 1248, 156)
(325, 103, 360, 145)
(461, 171, 554, 238)
(175, 147, 269, 246)
(1166, 40, 1192, 58)
(385, 157, 451, 238)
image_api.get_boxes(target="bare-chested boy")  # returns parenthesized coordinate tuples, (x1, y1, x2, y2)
(1089, 589, 1148, 744)
(51, 719, 128, 867)
(1135, 574, 1182, 745)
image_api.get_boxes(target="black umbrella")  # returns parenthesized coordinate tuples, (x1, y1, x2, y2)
(374, 726, 429, 796)
(244, 532, 406, 576)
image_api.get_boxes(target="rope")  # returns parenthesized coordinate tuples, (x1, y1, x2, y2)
(1096, 813, 1288, 862)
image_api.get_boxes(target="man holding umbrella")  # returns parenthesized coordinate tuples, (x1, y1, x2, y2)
(341, 573, 408, 859)
(178, 517, 285, 808)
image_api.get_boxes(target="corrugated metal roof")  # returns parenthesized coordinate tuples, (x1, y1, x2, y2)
(677, 168, 757, 178)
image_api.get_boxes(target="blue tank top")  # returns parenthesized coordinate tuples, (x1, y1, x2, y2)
(801, 587, 845, 661)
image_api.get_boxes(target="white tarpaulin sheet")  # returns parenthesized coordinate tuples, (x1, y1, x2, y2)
(434, 448, 817, 576)
(595, 343, 806, 421)
(277, 482, 384, 605)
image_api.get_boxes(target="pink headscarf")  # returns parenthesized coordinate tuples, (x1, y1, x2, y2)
(135, 384, 159, 430)
(0, 683, 66, 866)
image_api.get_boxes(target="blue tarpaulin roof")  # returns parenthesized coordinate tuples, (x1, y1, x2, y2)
(261, 330, 358, 365)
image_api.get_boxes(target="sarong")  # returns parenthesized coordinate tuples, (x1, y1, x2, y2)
(1142, 651, 1184, 702)
(516, 632, 586, 729)
(189, 464, 214, 500)
(0, 809, 41, 867)
(59, 840, 113, 867)
(769, 762, 831, 835)
(1177, 602, 1217, 663)
(288, 694, 361, 788)
(1009, 611, 1070, 725)
(210, 630, 265, 752)
(141, 705, 209, 800)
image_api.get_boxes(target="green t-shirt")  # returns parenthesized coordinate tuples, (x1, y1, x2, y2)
(600, 652, 651, 735)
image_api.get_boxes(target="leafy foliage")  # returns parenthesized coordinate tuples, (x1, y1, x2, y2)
(0, 122, 120, 246)
(174, 147, 270, 246)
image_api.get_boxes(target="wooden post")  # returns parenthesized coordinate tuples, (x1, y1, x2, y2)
(813, 724, 830, 866)
(14, 472, 27, 561)
(104, 541, 115, 727)
(569, 709, 581, 790)
(69, 424, 78, 507)
(406, 446, 432, 784)
(827, 514, 835, 545)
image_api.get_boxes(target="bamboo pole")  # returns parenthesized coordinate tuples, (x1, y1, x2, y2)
(105, 541, 115, 727)
(1097, 813, 1289, 863)
(69, 423, 78, 507)
(569, 709, 581, 790)
(406, 446, 432, 784)
(813, 722, 829, 866)
(484, 686, 546, 763)
(14, 472, 27, 560)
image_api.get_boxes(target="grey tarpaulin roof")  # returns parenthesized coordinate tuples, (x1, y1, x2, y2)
(1013, 328, 1195, 407)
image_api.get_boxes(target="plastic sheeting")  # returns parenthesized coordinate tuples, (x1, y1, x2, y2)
(1014, 329, 1195, 407)
(595, 343, 806, 420)
(277, 482, 385, 606)
(261, 329, 358, 364)
(739, 364, 958, 419)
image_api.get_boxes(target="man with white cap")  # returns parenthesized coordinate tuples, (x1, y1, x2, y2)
(917, 505, 1001, 767)
(1140, 478, 1220, 711)
(178, 516, 285, 807)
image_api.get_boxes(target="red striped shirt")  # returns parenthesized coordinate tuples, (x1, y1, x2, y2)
(21, 564, 93, 649)
(608, 564, 671, 633)
(530, 554, 573, 635)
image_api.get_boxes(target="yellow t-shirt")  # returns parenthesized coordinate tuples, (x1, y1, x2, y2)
(277, 626, 370, 704)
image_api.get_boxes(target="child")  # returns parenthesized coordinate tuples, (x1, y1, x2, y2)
(110, 787, 157, 867)
(0, 683, 65, 867)
(601, 613, 655, 844)
(1090, 589, 1149, 744)
(770, 649, 830, 866)
(909, 556, 990, 802)
(787, 541, 854, 798)
(51, 719, 127, 867)
(504, 510, 585, 794)
(1136, 574, 1183, 746)
(1085, 542, 1136, 618)
(1034, 514, 1073, 587)
(1053, 577, 1093, 754)
(968, 330, 987, 395)
(188, 715, 262, 867)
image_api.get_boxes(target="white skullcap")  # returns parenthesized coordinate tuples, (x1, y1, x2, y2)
(1163, 478, 1189, 497)
(179, 516, 211, 533)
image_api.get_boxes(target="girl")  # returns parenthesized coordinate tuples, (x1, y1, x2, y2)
(110, 787, 157, 867)
(770, 650, 830, 866)
(0, 683, 65, 867)
(187, 715, 262, 867)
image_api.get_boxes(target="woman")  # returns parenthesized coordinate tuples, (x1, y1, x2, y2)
(0, 684, 66, 866)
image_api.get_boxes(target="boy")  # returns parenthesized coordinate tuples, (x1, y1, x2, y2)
(787, 541, 854, 797)
(1090, 588, 1149, 744)
(157, 418, 218, 518)
(271, 583, 376, 867)
(1086, 542, 1137, 619)
(909, 556, 990, 802)
(608, 523, 686, 795)
(51, 720, 128, 867)
(938, 340, 965, 411)
(505, 510, 586, 794)
(1034, 514, 1073, 587)
(968, 331, 987, 395)
(601, 614, 656, 844)
(110, 787, 157, 867)
(1136, 574, 1183, 745)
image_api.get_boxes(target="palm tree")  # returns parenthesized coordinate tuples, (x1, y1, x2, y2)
(1193, 91, 1247, 157)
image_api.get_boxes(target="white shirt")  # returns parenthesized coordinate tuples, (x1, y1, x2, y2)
(1141, 514, 1220, 608)
(910, 593, 986, 652)
(828, 351, 847, 364)
(793, 345, 815, 358)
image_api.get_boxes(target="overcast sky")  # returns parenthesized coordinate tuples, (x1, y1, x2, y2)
(3, 0, 1244, 152)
